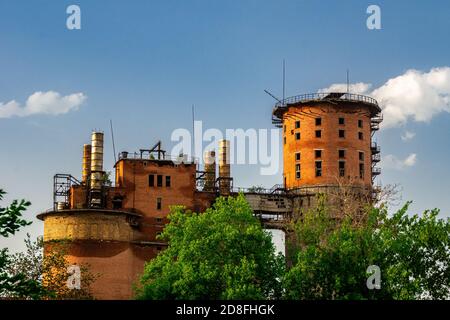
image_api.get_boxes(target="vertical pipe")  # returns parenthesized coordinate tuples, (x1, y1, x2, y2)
(82, 144, 92, 185)
(218, 140, 231, 195)
(90, 131, 104, 194)
(203, 150, 216, 192)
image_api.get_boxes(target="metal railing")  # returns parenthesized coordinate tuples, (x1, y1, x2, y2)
(372, 167, 381, 175)
(371, 142, 381, 154)
(372, 153, 381, 162)
(274, 92, 379, 108)
(232, 184, 285, 195)
(118, 151, 198, 164)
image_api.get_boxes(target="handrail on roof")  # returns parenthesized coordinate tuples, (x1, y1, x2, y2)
(274, 92, 379, 108)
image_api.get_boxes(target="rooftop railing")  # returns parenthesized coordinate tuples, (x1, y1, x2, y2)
(274, 92, 379, 108)
(118, 151, 198, 164)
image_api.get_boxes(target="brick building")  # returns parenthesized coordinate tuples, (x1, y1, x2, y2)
(38, 91, 382, 299)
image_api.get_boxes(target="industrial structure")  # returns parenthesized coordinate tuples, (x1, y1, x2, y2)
(37, 91, 382, 299)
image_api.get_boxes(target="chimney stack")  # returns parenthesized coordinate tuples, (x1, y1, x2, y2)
(218, 139, 231, 195)
(90, 131, 104, 207)
(82, 144, 92, 185)
(203, 150, 216, 192)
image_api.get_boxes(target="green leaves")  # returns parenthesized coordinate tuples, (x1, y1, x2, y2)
(284, 201, 450, 300)
(136, 194, 284, 300)
(0, 189, 32, 238)
(0, 188, 43, 299)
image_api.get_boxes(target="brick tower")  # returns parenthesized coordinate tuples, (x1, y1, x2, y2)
(272, 92, 382, 207)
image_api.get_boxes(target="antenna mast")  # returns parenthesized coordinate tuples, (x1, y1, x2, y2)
(264, 90, 283, 104)
(346, 69, 350, 94)
(282, 59, 286, 102)
(110, 119, 117, 164)
(191, 104, 195, 158)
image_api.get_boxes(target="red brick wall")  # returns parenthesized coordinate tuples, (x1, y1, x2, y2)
(46, 241, 155, 300)
(282, 103, 373, 189)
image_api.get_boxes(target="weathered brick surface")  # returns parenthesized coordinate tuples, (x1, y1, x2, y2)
(46, 241, 155, 300)
(42, 211, 138, 242)
(282, 102, 373, 189)
(44, 159, 213, 299)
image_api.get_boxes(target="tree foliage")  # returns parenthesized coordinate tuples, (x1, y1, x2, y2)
(7, 236, 97, 299)
(284, 197, 450, 300)
(0, 188, 96, 299)
(0, 189, 31, 238)
(136, 194, 284, 300)
(0, 188, 44, 299)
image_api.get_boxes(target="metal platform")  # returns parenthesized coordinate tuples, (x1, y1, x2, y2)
(272, 92, 381, 127)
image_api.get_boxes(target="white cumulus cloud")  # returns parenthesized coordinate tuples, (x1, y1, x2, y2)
(0, 91, 87, 118)
(319, 67, 450, 129)
(318, 82, 372, 95)
(382, 153, 417, 170)
(401, 131, 416, 141)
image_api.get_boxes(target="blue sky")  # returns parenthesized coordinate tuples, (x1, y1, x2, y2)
(1, 0, 449, 251)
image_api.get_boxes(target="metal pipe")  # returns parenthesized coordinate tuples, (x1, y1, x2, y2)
(90, 132, 104, 191)
(218, 140, 231, 195)
(203, 150, 216, 191)
(82, 144, 91, 185)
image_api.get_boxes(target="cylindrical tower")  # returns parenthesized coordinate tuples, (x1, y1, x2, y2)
(37, 209, 147, 300)
(218, 140, 231, 195)
(203, 150, 216, 192)
(90, 132, 104, 207)
(272, 93, 382, 191)
(82, 144, 92, 185)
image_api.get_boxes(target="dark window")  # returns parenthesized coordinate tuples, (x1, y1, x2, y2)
(315, 130, 322, 138)
(358, 119, 363, 128)
(157, 175, 163, 187)
(112, 196, 123, 209)
(315, 118, 322, 126)
(359, 152, 364, 161)
(295, 120, 300, 129)
(148, 175, 155, 187)
(359, 163, 365, 179)
(339, 117, 345, 125)
(284, 137, 286, 144)
(315, 161, 322, 177)
(295, 132, 301, 140)
(315, 150, 322, 158)
(156, 246, 162, 251)
(156, 217, 162, 223)
(358, 132, 363, 140)
(339, 130, 345, 138)
(295, 152, 301, 161)
(339, 161, 345, 177)
(295, 164, 301, 179)
(339, 149, 346, 158)
(284, 125, 286, 132)
(165, 176, 171, 187)
(156, 197, 162, 210)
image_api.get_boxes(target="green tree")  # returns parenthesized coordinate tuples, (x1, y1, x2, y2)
(0, 189, 44, 299)
(7, 235, 97, 300)
(136, 194, 284, 300)
(283, 198, 450, 300)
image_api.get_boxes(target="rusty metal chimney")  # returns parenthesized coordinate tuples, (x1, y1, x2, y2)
(82, 144, 92, 185)
(218, 139, 231, 195)
(203, 150, 216, 192)
(90, 131, 104, 207)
